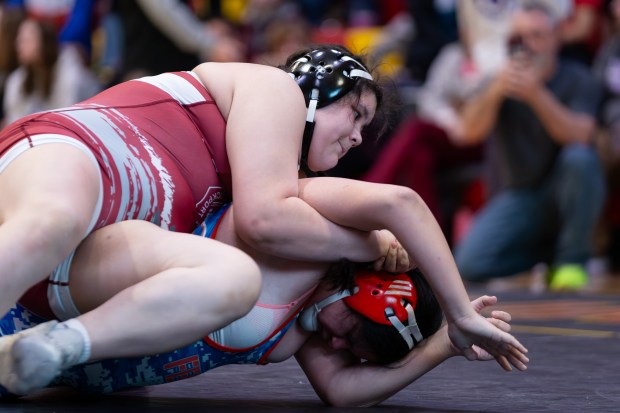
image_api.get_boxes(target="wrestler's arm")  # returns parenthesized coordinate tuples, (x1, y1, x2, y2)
(295, 297, 526, 407)
(192, 63, 392, 264)
(297, 177, 528, 361)
(296, 328, 450, 407)
(298, 177, 474, 319)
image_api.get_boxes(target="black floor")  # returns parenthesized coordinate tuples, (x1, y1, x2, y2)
(2, 287, 620, 413)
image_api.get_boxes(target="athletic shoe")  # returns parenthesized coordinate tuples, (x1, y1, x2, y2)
(548, 264, 588, 291)
(0, 320, 85, 395)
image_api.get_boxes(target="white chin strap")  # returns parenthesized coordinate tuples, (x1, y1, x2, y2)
(306, 88, 319, 123)
(385, 303, 423, 350)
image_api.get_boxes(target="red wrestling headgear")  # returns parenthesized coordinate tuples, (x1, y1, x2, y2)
(344, 270, 417, 324)
(299, 270, 424, 349)
(345, 270, 423, 349)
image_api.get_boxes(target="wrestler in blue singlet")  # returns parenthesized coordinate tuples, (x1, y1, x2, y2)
(0, 205, 302, 395)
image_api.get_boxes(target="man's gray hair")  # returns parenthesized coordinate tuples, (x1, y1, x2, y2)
(520, 0, 564, 26)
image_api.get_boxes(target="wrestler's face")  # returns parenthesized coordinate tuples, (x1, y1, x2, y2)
(316, 299, 378, 362)
(308, 91, 377, 172)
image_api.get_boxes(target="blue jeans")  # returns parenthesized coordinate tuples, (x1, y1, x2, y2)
(455, 145, 606, 281)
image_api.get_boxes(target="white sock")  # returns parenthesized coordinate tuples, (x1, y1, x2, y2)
(58, 319, 92, 364)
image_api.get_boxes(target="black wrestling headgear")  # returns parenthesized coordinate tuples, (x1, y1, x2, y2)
(287, 47, 373, 176)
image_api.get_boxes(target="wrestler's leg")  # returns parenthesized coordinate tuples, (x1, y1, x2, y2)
(0, 220, 261, 395)
(71, 220, 262, 359)
(0, 143, 100, 317)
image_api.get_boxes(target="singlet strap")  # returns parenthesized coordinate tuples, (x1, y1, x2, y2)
(255, 286, 318, 364)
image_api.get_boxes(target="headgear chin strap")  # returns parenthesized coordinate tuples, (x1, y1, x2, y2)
(299, 271, 423, 350)
(287, 47, 373, 176)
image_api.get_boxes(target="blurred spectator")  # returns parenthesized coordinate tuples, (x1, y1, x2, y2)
(3, 16, 101, 125)
(361, 0, 518, 242)
(0, 4, 25, 123)
(90, 0, 123, 87)
(5, 0, 75, 26)
(403, 0, 458, 84)
(296, 0, 357, 27)
(559, 0, 606, 65)
(347, 0, 380, 27)
(5, 0, 100, 62)
(534, 0, 574, 20)
(240, 0, 302, 62)
(4, 0, 121, 88)
(592, 0, 620, 271)
(458, 0, 520, 76)
(593, 0, 620, 153)
(454, 1, 605, 290)
(116, 0, 244, 81)
(295, 0, 333, 27)
(363, 38, 486, 241)
(300, 1, 404, 64)
(375, 0, 408, 24)
(366, 9, 414, 79)
(251, 16, 310, 66)
(57, 0, 98, 63)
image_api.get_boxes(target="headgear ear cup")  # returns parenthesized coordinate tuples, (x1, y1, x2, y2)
(298, 290, 352, 332)
(298, 305, 319, 332)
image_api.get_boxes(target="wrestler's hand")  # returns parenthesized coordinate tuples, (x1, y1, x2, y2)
(447, 296, 529, 371)
(373, 230, 415, 273)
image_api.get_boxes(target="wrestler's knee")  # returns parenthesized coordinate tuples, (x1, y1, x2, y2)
(24, 203, 91, 249)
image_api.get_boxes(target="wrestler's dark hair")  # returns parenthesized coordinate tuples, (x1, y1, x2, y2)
(321, 258, 358, 292)
(321, 260, 444, 364)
